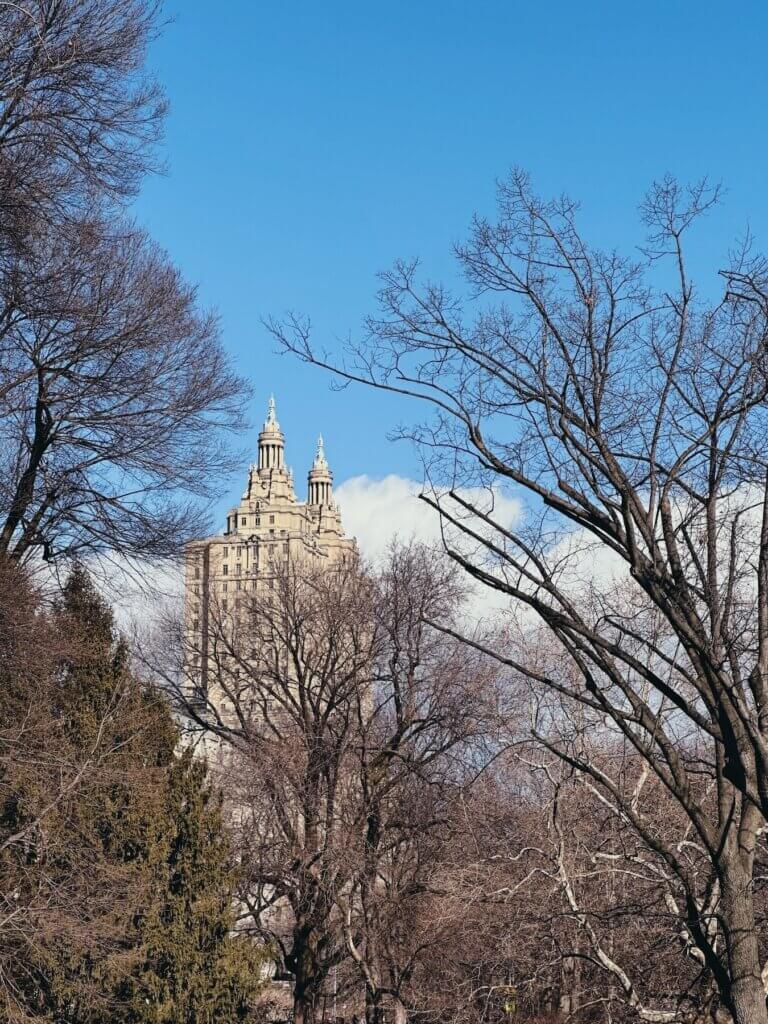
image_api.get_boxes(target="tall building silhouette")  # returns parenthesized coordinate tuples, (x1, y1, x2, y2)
(185, 396, 355, 699)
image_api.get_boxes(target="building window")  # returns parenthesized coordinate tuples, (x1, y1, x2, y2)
(241, 517, 247, 526)
(236, 546, 242, 556)
(222, 582, 228, 593)
(236, 580, 242, 591)
(269, 528, 274, 536)
(193, 618, 199, 630)
(255, 515, 261, 526)
(223, 564, 228, 575)
(235, 563, 241, 575)
(222, 599, 228, 611)
(194, 585, 199, 596)
(269, 515, 275, 524)
(268, 578, 274, 590)
(194, 565, 200, 579)
(222, 546, 228, 557)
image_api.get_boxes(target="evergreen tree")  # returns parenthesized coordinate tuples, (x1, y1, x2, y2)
(1, 564, 264, 1022)
(119, 748, 266, 1023)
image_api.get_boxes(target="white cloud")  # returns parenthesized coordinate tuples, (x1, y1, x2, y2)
(334, 475, 644, 631)
(74, 554, 184, 635)
(335, 474, 522, 564)
(336, 474, 523, 627)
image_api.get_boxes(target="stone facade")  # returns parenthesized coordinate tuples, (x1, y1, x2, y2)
(184, 396, 355, 697)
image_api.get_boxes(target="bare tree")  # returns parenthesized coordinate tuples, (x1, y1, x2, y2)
(416, 758, 562, 1024)
(158, 543, 494, 1024)
(0, 0, 250, 566)
(0, 0, 165, 221)
(0, 213, 249, 564)
(426, 739, 730, 1024)
(532, 740, 727, 1024)
(341, 543, 494, 1024)
(164, 553, 375, 1024)
(271, 171, 768, 1024)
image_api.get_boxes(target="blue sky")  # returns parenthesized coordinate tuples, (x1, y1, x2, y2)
(134, 0, 768, 522)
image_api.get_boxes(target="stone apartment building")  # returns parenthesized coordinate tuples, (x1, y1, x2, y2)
(184, 396, 355, 700)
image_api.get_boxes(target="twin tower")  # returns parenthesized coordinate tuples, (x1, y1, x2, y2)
(254, 395, 333, 508)
(221, 395, 353, 547)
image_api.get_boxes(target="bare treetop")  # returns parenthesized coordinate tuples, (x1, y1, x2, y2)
(270, 170, 768, 1024)
(0, 0, 165, 216)
(0, 1, 252, 568)
(0, 214, 250, 564)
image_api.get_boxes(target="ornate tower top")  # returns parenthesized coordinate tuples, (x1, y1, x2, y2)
(258, 394, 286, 473)
(308, 433, 333, 506)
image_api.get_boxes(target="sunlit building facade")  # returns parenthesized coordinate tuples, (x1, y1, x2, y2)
(184, 396, 355, 699)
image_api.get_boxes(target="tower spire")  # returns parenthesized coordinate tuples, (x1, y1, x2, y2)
(265, 394, 279, 429)
(314, 434, 328, 469)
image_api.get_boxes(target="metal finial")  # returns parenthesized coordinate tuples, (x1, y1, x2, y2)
(315, 434, 328, 467)
(264, 394, 280, 431)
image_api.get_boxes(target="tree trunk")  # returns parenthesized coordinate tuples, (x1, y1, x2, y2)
(292, 929, 321, 1024)
(391, 997, 408, 1024)
(293, 985, 318, 1024)
(721, 856, 767, 1024)
(366, 990, 384, 1024)
(559, 953, 580, 1018)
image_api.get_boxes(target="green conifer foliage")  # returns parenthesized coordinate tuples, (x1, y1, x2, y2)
(0, 563, 265, 1021)
(118, 748, 266, 1023)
